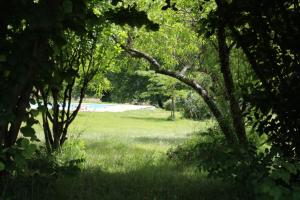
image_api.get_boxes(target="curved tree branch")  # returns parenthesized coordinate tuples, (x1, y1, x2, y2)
(118, 42, 237, 144)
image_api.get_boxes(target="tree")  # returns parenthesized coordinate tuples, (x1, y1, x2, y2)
(104, 57, 154, 103)
(35, 1, 161, 152)
(160, 0, 249, 145)
(138, 72, 183, 120)
(35, 32, 92, 151)
(0, 0, 97, 148)
(210, 0, 300, 157)
(112, 0, 246, 145)
(0, 0, 158, 150)
(119, 40, 237, 144)
(216, 20, 247, 145)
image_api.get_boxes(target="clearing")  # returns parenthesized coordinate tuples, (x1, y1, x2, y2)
(36, 109, 234, 200)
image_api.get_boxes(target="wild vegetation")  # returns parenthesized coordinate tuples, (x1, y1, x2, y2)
(1, 0, 299, 199)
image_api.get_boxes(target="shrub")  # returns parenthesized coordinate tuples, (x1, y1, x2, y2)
(168, 128, 300, 199)
(54, 138, 87, 173)
(0, 137, 86, 200)
(0, 141, 55, 200)
(163, 98, 175, 111)
(177, 92, 211, 120)
(0, 138, 38, 176)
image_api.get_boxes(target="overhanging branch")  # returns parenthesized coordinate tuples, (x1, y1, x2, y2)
(116, 40, 236, 144)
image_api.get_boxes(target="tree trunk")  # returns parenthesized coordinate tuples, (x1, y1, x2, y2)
(216, 23, 248, 146)
(4, 83, 33, 147)
(121, 45, 238, 145)
(39, 77, 89, 152)
(42, 112, 52, 153)
(0, 124, 8, 146)
(157, 98, 164, 109)
(0, 67, 34, 148)
(51, 88, 62, 151)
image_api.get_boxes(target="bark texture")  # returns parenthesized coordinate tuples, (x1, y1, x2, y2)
(216, 23, 247, 146)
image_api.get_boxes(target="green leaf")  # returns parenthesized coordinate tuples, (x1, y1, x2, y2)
(111, 0, 122, 6)
(30, 109, 40, 117)
(20, 126, 36, 138)
(14, 153, 27, 169)
(292, 189, 300, 200)
(269, 186, 283, 200)
(22, 144, 37, 159)
(272, 170, 290, 184)
(21, 138, 30, 147)
(0, 54, 6, 62)
(0, 161, 5, 171)
(37, 105, 48, 112)
(63, 0, 73, 14)
(283, 162, 297, 175)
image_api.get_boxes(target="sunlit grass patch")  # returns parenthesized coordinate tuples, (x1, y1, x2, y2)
(32, 109, 234, 200)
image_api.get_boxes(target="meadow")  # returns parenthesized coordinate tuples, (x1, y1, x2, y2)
(33, 109, 235, 200)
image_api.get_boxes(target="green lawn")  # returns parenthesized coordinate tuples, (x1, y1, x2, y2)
(34, 109, 235, 200)
(69, 109, 210, 169)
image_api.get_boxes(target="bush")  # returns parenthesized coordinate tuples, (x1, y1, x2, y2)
(0, 143, 55, 200)
(177, 92, 211, 120)
(168, 127, 300, 199)
(0, 138, 38, 176)
(0, 137, 86, 200)
(54, 138, 87, 173)
(163, 98, 175, 111)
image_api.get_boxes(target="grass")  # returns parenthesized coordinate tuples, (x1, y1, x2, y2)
(32, 109, 236, 200)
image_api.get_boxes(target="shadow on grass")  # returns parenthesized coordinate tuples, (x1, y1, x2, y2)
(134, 136, 187, 145)
(51, 164, 237, 200)
(121, 116, 170, 122)
(2, 141, 238, 200)
(1, 163, 238, 200)
(47, 139, 237, 200)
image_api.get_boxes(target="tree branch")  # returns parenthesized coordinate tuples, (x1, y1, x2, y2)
(117, 41, 236, 144)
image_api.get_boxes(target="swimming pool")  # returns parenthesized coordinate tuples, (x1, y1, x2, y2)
(31, 103, 154, 112)
(31, 103, 114, 110)
(77, 103, 114, 111)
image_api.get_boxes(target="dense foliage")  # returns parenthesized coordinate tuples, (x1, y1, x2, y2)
(165, 0, 300, 198)
(196, 0, 300, 158)
(0, 0, 156, 155)
(0, 0, 160, 195)
(0, 0, 299, 199)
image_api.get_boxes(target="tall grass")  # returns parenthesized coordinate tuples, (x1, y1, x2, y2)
(27, 109, 236, 199)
